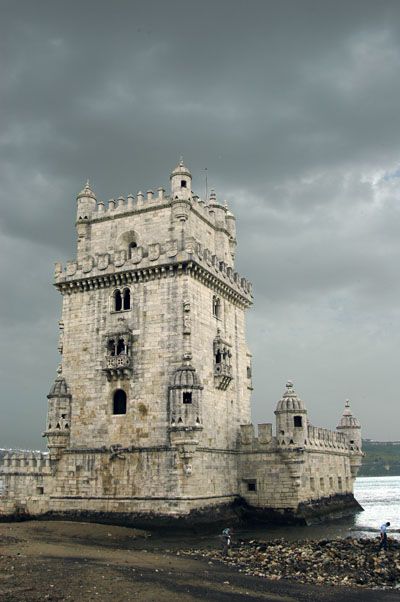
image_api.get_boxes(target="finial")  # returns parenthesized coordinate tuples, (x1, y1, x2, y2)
(179, 155, 184, 166)
(57, 364, 62, 376)
(85, 179, 90, 188)
(286, 380, 294, 389)
(345, 399, 350, 408)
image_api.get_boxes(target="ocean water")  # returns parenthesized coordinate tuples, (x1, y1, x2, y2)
(353, 476, 400, 534)
(231, 476, 400, 544)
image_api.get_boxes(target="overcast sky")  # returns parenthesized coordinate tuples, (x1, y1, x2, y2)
(1, 0, 400, 448)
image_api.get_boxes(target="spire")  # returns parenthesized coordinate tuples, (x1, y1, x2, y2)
(275, 381, 306, 412)
(77, 180, 96, 200)
(337, 399, 360, 429)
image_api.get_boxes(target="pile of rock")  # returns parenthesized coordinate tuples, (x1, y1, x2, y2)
(183, 538, 400, 589)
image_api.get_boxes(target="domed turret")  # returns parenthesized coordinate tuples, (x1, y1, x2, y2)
(275, 382, 308, 446)
(76, 180, 97, 222)
(170, 158, 192, 199)
(337, 399, 361, 451)
(168, 363, 203, 430)
(43, 366, 72, 460)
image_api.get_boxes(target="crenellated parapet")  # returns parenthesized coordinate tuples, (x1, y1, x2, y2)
(306, 426, 348, 450)
(54, 237, 253, 307)
(0, 451, 51, 475)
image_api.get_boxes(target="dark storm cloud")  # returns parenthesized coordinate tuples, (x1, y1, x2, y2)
(1, 0, 400, 446)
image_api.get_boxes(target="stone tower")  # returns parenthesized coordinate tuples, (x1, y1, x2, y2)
(0, 160, 363, 526)
(47, 160, 253, 516)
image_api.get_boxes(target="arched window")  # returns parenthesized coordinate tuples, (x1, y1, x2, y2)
(114, 289, 122, 312)
(117, 338, 125, 355)
(107, 339, 116, 356)
(123, 288, 131, 310)
(113, 389, 127, 415)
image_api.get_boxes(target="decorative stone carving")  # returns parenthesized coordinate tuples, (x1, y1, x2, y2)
(82, 256, 94, 273)
(97, 253, 110, 270)
(114, 250, 126, 267)
(165, 239, 178, 258)
(148, 243, 160, 261)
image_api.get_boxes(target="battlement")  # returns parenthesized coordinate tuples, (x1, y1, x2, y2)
(54, 236, 253, 305)
(78, 189, 234, 231)
(239, 422, 349, 452)
(0, 451, 51, 474)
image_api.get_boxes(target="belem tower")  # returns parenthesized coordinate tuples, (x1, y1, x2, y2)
(0, 161, 363, 526)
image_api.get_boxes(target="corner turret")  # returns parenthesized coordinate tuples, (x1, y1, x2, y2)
(170, 159, 192, 200)
(76, 180, 97, 221)
(275, 381, 308, 446)
(337, 399, 363, 477)
(43, 366, 72, 460)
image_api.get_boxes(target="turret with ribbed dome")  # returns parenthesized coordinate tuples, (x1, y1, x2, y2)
(170, 158, 192, 200)
(76, 180, 97, 222)
(168, 361, 203, 431)
(337, 399, 362, 452)
(43, 366, 71, 460)
(275, 381, 308, 446)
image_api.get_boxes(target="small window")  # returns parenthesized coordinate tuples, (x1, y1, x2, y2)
(113, 389, 127, 415)
(114, 289, 122, 312)
(183, 392, 192, 404)
(123, 288, 131, 310)
(320, 477, 324, 490)
(247, 366, 252, 378)
(215, 350, 222, 364)
(36, 486, 44, 495)
(181, 180, 187, 188)
(247, 481, 257, 492)
(212, 296, 221, 319)
(294, 416, 302, 428)
(310, 477, 315, 491)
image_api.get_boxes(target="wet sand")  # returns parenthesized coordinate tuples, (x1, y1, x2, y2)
(0, 520, 399, 601)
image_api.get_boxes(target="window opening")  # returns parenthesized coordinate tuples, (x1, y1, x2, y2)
(183, 392, 192, 404)
(123, 288, 131, 310)
(215, 350, 221, 364)
(128, 242, 137, 258)
(181, 180, 187, 188)
(113, 389, 127, 415)
(36, 486, 44, 495)
(114, 290, 122, 312)
(108, 339, 116, 356)
(117, 338, 125, 355)
(247, 481, 257, 492)
(294, 416, 303, 427)
(247, 366, 252, 378)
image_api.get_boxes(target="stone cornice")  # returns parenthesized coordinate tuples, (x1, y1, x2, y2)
(55, 256, 253, 308)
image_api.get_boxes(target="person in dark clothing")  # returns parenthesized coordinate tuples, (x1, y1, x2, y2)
(378, 521, 390, 552)
(221, 528, 233, 557)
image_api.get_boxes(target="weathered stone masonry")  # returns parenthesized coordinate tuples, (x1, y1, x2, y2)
(0, 161, 363, 525)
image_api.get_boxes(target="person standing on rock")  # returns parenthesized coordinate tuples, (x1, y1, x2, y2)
(378, 521, 390, 552)
(221, 528, 233, 557)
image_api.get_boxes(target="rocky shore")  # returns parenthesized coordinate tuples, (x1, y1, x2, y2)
(182, 537, 400, 589)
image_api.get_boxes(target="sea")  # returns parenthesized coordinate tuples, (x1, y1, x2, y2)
(233, 476, 400, 543)
(175, 476, 400, 549)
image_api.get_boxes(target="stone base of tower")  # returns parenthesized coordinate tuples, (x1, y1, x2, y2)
(240, 493, 363, 526)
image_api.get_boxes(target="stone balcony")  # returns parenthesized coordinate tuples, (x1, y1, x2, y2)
(103, 353, 132, 380)
(214, 363, 233, 390)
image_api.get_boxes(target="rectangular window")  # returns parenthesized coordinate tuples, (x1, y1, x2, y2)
(293, 416, 302, 427)
(247, 481, 257, 492)
(329, 477, 333, 489)
(320, 477, 324, 490)
(183, 392, 192, 404)
(36, 486, 44, 495)
(310, 477, 315, 491)
(338, 477, 342, 491)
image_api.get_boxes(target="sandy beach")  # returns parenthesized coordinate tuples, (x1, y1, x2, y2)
(0, 520, 399, 602)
